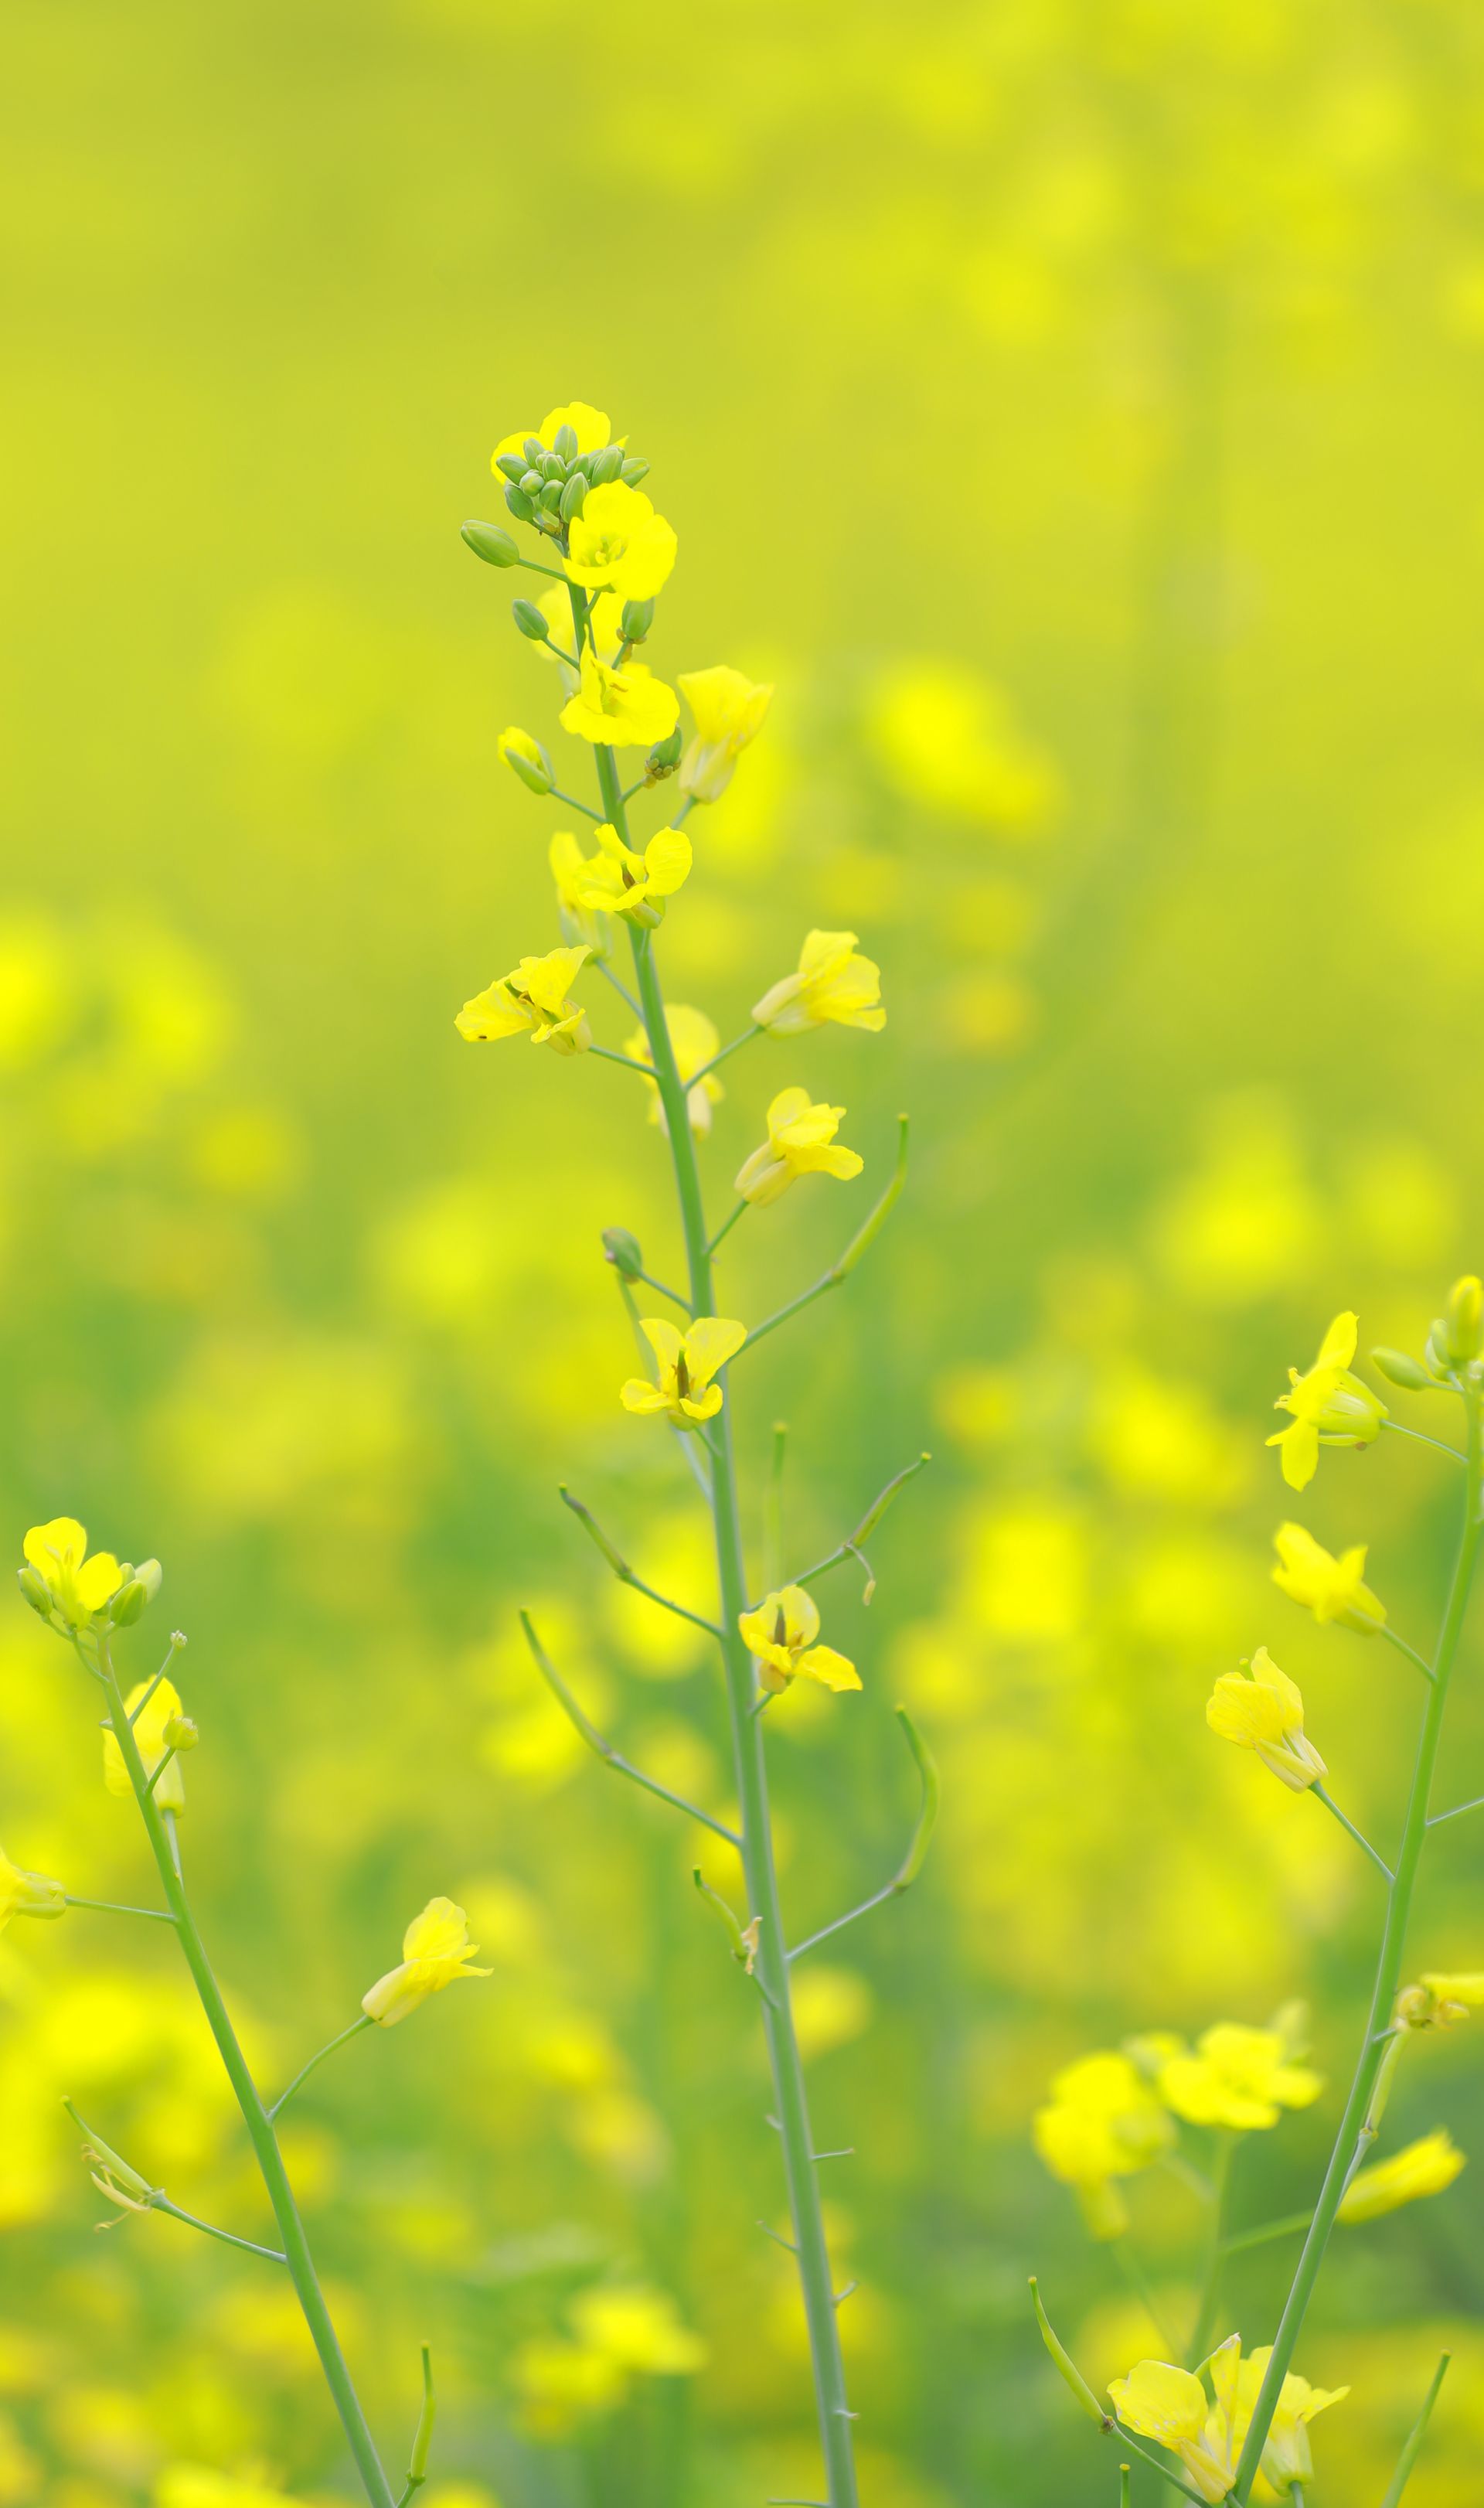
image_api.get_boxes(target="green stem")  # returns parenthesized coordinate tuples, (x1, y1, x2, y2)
(1382, 1420, 1464, 1464)
(270, 2014, 375, 2121)
(1108, 2234, 1180, 2359)
(1380, 1624, 1435, 1685)
(1311, 1784, 1393, 1882)
(93, 1641, 394, 2508)
(1232, 1382, 1482, 2499)
(65, 1894, 177, 1923)
(1220, 2210, 1312, 2258)
(1378, 2353, 1450, 2508)
(155, 2194, 287, 2264)
(1186, 2132, 1234, 2364)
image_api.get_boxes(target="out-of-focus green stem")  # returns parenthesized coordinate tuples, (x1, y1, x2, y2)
(1186, 2132, 1233, 2365)
(1378, 2353, 1450, 2507)
(269, 2014, 375, 2121)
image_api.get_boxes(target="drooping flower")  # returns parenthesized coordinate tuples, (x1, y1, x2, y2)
(1209, 2342, 1349, 2496)
(565, 482, 677, 602)
(455, 946, 592, 1054)
(361, 1896, 492, 2027)
(677, 666, 774, 804)
(1338, 2127, 1465, 2222)
(19, 1518, 124, 1633)
(1108, 2358, 1237, 2503)
(497, 726, 555, 793)
(751, 929, 886, 1034)
(104, 1678, 189, 1817)
(1159, 2022, 1322, 2131)
(0, 1844, 66, 1930)
(1032, 2049, 1174, 2241)
(735, 1089, 863, 1208)
(1268, 1311, 1387, 1490)
(621, 1317, 747, 1431)
(1271, 1521, 1386, 1632)
(1206, 1647, 1326, 1792)
(494, 403, 612, 463)
(567, 822, 692, 922)
(624, 1004, 724, 1138)
(560, 650, 679, 750)
(737, 1586, 860, 1695)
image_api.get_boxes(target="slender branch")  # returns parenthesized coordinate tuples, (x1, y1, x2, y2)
(741, 1117, 909, 1355)
(764, 1421, 788, 1592)
(1428, 1792, 1484, 1829)
(155, 2195, 288, 2264)
(1380, 1624, 1435, 1684)
(1108, 2234, 1181, 2358)
(708, 1199, 748, 1256)
(688, 1023, 763, 1090)
(634, 1267, 692, 1312)
(519, 1610, 740, 1847)
(559, 1485, 725, 1637)
(269, 2015, 375, 2121)
(1378, 2353, 1450, 2508)
(594, 957, 642, 1017)
(1312, 1784, 1394, 1882)
(143, 1745, 179, 1801)
(65, 1895, 178, 1924)
(394, 2346, 436, 2508)
(791, 1451, 933, 1603)
(1186, 2131, 1234, 2365)
(548, 784, 604, 822)
(1382, 1420, 1465, 1464)
(790, 1709, 938, 1960)
(1220, 2210, 1312, 2259)
(588, 1043, 652, 1074)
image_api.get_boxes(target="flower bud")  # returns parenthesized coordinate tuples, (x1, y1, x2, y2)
(503, 483, 536, 523)
(552, 422, 578, 462)
(1371, 1346, 1433, 1392)
(1425, 1323, 1454, 1378)
(601, 1227, 644, 1279)
(620, 456, 650, 486)
(537, 479, 564, 515)
(162, 1713, 199, 1753)
(497, 728, 554, 795)
(1445, 1276, 1483, 1364)
(461, 519, 520, 567)
(494, 454, 527, 486)
(645, 728, 684, 782)
(519, 469, 543, 499)
(17, 1565, 53, 1621)
(559, 472, 587, 526)
(621, 598, 655, 644)
(538, 450, 565, 482)
(63, 2101, 155, 2204)
(109, 1559, 162, 1627)
(590, 445, 625, 486)
(512, 598, 550, 641)
(522, 436, 546, 467)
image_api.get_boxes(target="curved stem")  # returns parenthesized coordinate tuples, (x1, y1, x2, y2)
(1380, 1624, 1435, 1685)
(155, 2194, 287, 2264)
(270, 2014, 375, 2121)
(1382, 1420, 1465, 1464)
(1311, 1784, 1393, 1882)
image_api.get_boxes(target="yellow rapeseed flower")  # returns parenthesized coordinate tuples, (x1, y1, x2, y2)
(455, 946, 592, 1054)
(565, 481, 676, 602)
(497, 726, 554, 793)
(567, 822, 692, 922)
(1271, 1521, 1386, 1632)
(737, 1585, 860, 1695)
(734, 1089, 863, 1208)
(621, 1317, 746, 1431)
(20, 1518, 124, 1632)
(1209, 2343, 1349, 2497)
(1108, 2358, 1236, 2503)
(1032, 2049, 1174, 2241)
(1418, 1969, 1484, 2007)
(0, 1844, 66, 1929)
(624, 1005, 724, 1138)
(560, 650, 679, 750)
(1338, 2127, 1465, 2223)
(1206, 1647, 1326, 1792)
(361, 1896, 492, 2027)
(1159, 2022, 1322, 2131)
(1268, 1310, 1387, 1490)
(677, 666, 774, 804)
(567, 2283, 707, 2375)
(494, 402, 612, 462)
(752, 929, 886, 1034)
(104, 1678, 188, 1816)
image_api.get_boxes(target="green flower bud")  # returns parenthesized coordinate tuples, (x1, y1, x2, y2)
(498, 728, 554, 794)
(538, 451, 565, 482)
(522, 436, 546, 467)
(590, 445, 625, 486)
(537, 478, 564, 514)
(512, 598, 550, 641)
(601, 1227, 644, 1280)
(162, 1712, 199, 1753)
(552, 422, 578, 461)
(559, 472, 587, 525)
(519, 469, 543, 499)
(620, 456, 650, 486)
(503, 483, 536, 523)
(461, 519, 520, 568)
(1425, 1323, 1455, 1378)
(569, 450, 596, 481)
(1445, 1275, 1483, 1364)
(621, 598, 655, 644)
(645, 727, 684, 782)
(1371, 1346, 1434, 1392)
(109, 1560, 162, 1628)
(17, 1564, 53, 1622)
(494, 454, 528, 486)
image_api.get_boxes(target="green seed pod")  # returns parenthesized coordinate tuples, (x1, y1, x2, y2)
(601, 1227, 645, 1279)
(552, 422, 578, 461)
(621, 598, 655, 643)
(590, 445, 625, 486)
(620, 455, 650, 486)
(503, 483, 536, 523)
(560, 473, 587, 525)
(1371, 1346, 1434, 1392)
(512, 598, 550, 641)
(494, 454, 527, 486)
(461, 519, 520, 567)
(1445, 1275, 1483, 1364)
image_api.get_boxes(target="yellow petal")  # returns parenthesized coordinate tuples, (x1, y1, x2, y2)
(682, 1317, 747, 1387)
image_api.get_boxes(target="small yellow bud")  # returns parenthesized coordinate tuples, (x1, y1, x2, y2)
(162, 1713, 199, 1753)
(109, 1559, 162, 1627)
(497, 727, 554, 794)
(1445, 1275, 1483, 1364)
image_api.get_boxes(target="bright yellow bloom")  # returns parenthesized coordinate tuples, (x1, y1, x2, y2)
(677, 665, 774, 804)
(361, 1895, 492, 2027)
(0, 1843, 66, 1930)
(495, 402, 612, 462)
(1209, 2342, 1349, 2497)
(1271, 1521, 1386, 1632)
(1206, 1647, 1326, 1792)
(455, 946, 592, 1054)
(1159, 2022, 1322, 2131)
(567, 2283, 707, 2375)
(1108, 2358, 1236, 2503)
(737, 1585, 860, 1695)
(565, 481, 676, 601)
(20, 1518, 124, 1631)
(624, 1004, 724, 1138)
(752, 929, 886, 1034)
(567, 822, 691, 922)
(735, 1089, 863, 1208)
(104, 1678, 188, 1816)
(1268, 1311, 1387, 1490)
(1032, 2050, 1174, 2241)
(560, 649, 680, 750)
(497, 726, 554, 793)
(1338, 2127, 1465, 2223)
(621, 1317, 746, 1431)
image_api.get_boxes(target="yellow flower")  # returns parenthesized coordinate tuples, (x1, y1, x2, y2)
(497, 726, 554, 794)
(751, 929, 886, 1034)
(104, 1678, 189, 1816)
(565, 482, 677, 601)
(1419, 1969, 1484, 2006)
(624, 1004, 724, 1138)
(1271, 1521, 1386, 1632)
(560, 649, 680, 750)
(734, 1089, 863, 1208)
(1032, 2050, 1174, 2241)
(0, 1844, 66, 1930)
(455, 946, 592, 1054)
(361, 1896, 492, 2027)
(1206, 1647, 1326, 1792)
(677, 666, 774, 804)
(494, 402, 612, 462)
(567, 822, 692, 922)
(621, 1317, 746, 1431)
(1159, 2022, 1323, 2131)
(1108, 2359, 1236, 2504)
(548, 830, 610, 956)
(567, 2283, 707, 2376)
(1338, 2127, 1465, 2223)
(1268, 1311, 1387, 1490)
(1209, 2342, 1349, 2497)
(20, 1518, 124, 1632)
(737, 1585, 859, 1695)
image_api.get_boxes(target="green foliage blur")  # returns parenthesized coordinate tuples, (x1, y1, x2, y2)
(5, 2, 1484, 2502)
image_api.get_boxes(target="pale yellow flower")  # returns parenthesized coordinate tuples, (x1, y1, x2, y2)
(737, 1585, 859, 1695)
(677, 666, 774, 803)
(455, 946, 592, 1054)
(20, 1517, 124, 1631)
(1418, 1970, 1484, 2007)
(1108, 2358, 1236, 2503)
(1271, 1521, 1386, 1632)
(1032, 2049, 1174, 2241)
(752, 929, 886, 1034)
(625, 1004, 724, 1138)
(1338, 2128, 1465, 2223)
(560, 651, 679, 750)
(735, 1089, 863, 1207)
(567, 822, 691, 922)
(1209, 2342, 1349, 2496)
(565, 482, 676, 601)
(0, 1843, 66, 1930)
(362, 1896, 492, 2027)
(104, 1678, 189, 1817)
(1206, 1647, 1326, 1791)
(621, 1317, 746, 1431)
(1159, 2022, 1322, 2132)
(1268, 1310, 1386, 1490)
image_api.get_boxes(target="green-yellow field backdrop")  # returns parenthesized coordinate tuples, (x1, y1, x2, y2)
(5, 2, 1484, 2502)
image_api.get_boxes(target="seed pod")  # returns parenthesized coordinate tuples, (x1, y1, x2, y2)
(461, 520, 520, 567)
(512, 598, 550, 640)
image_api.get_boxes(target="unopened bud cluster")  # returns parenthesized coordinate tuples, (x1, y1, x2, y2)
(1372, 1274, 1484, 1392)
(494, 426, 650, 539)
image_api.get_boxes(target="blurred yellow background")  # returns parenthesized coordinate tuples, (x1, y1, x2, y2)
(4, 2, 1484, 2501)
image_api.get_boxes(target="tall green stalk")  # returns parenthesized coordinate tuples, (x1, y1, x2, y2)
(92, 1637, 395, 2508)
(1231, 1379, 1482, 2499)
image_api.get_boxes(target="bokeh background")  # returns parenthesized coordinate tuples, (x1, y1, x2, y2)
(5, 1, 1484, 2501)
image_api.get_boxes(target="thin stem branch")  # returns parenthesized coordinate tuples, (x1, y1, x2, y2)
(1382, 1420, 1465, 1464)
(708, 1199, 748, 1256)
(1312, 1783, 1394, 1882)
(594, 958, 642, 1017)
(741, 1118, 909, 1355)
(1380, 1624, 1436, 1684)
(634, 1267, 692, 1313)
(520, 1610, 740, 1846)
(65, 1894, 177, 1924)
(559, 1485, 725, 1637)
(1428, 1792, 1484, 1829)
(791, 1451, 933, 1603)
(789, 1710, 938, 1960)
(1186, 2131, 1234, 2366)
(548, 785, 604, 822)
(1108, 2235, 1181, 2360)
(1220, 2210, 1312, 2259)
(394, 2346, 436, 2508)
(269, 2015, 375, 2121)
(588, 1043, 651, 1074)
(155, 2194, 288, 2264)
(1378, 2353, 1450, 2507)
(764, 1421, 788, 1591)
(688, 1024, 763, 1090)
(143, 1745, 178, 1801)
